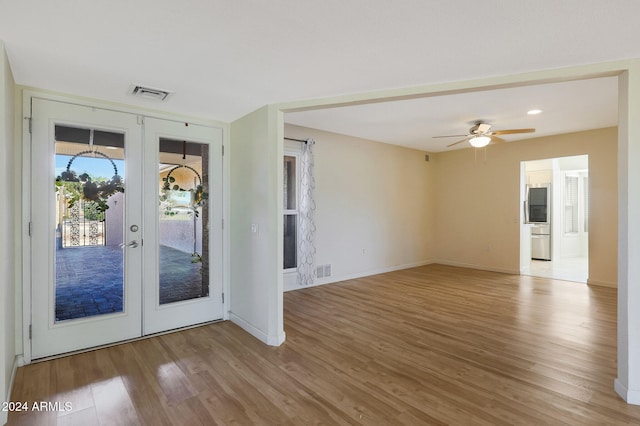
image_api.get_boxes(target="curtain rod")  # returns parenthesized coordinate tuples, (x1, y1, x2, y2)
(284, 137, 308, 143)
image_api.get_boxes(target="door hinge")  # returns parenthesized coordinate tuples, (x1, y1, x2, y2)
(137, 116, 145, 125)
(222, 145, 225, 156)
(222, 293, 224, 304)
(28, 221, 32, 237)
(26, 117, 32, 134)
(29, 324, 32, 340)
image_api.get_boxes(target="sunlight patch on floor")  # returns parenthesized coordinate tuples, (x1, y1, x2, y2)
(522, 256, 588, 283)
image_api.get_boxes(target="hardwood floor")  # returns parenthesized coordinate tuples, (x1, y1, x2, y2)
(8, 264, 640, 425)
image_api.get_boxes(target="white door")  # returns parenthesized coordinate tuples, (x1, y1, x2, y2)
(31, 98, 143, 358)
(142, 117, 224, 334)
(30, 99, 224, 358)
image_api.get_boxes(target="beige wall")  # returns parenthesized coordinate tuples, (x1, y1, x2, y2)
(284, 125, 617, 288)
(433, 127, 617, 286)
(284, 124, 436, 287)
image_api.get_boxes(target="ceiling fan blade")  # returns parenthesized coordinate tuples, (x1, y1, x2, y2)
(446, 137, 470, 147)
(432, 134, 468, 139)
(491, 128, 535, 135)
(489, 135, 507, 144)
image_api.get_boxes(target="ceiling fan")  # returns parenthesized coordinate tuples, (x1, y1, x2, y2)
(433, 121, 535, 148)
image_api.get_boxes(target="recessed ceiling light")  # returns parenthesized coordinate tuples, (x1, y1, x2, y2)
(527, 109, 543, 115)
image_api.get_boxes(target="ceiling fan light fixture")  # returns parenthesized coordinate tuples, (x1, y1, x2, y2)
(469, 136, 491, 148)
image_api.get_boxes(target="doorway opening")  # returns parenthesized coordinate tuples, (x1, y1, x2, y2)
(520, 155, 589, 283)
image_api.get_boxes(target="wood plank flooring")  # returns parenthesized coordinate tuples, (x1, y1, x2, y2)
(8, 264, 640, 425)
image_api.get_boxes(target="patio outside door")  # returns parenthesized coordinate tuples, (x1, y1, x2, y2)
(30, 98, 223, 359)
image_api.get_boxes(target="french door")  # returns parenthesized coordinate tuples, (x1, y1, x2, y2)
(142, 117, 223, 334)
(30, 98, 223, 359)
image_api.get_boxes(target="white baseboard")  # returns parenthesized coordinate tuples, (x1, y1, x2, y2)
(285, 260, 436, 291)
(229, 313, 285, 347)
(615, 378, 640, 405)
(283, 271, 298, 292)
(2, 356, 20, 425)
(434, 259, 520, 275)
(267, 330, 286, 346)
(15, 355, 26, 368)
(285, 259, 610, 292)
(9, 357, 18, 397)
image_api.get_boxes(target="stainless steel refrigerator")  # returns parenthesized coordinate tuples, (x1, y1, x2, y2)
(525, 184, 551, 261)
(531, 224, 551, 260)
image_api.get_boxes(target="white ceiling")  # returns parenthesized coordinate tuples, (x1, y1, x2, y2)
(0, 1, 637, 150)
(286, 77, 619, 151)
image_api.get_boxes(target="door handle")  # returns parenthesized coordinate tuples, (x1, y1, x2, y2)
(120, 240, 139, 249)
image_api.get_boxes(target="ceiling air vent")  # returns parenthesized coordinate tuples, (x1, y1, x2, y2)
(130, 85, 171, 101)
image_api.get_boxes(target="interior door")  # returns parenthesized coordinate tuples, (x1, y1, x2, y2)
(31, 98, 143, 358)
(142, 117, 224, 334)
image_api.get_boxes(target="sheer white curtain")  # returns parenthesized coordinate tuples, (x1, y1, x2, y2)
(298, 139, 316, 286)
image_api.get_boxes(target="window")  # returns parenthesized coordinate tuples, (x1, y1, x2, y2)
(284, 154, 299, 270)
(583, 175, 589, 233)
(563, 171, 589, 235)
(564, 175, 579, 234)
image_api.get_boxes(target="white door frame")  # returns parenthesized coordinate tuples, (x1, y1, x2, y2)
(20, 90, 230, 364)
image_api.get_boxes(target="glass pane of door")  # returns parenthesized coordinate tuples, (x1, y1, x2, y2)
(54, 126, 125, 321)
(158, 139, 209, 304)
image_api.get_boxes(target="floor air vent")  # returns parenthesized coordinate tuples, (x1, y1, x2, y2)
(130, 85, 171, 101)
